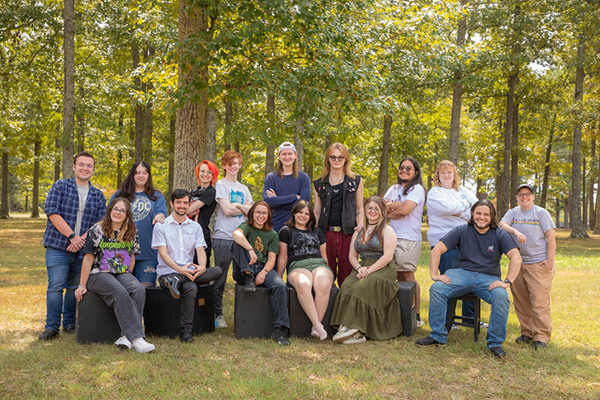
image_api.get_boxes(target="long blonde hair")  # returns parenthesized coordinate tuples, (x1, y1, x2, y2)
(317, 142, 355, 180)
(361, 196, 387, 245)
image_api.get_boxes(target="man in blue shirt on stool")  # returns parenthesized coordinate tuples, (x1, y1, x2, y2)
(416, 199, 521, 357)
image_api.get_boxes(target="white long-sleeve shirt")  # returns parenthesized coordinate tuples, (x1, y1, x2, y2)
(426, 185, 478, 247)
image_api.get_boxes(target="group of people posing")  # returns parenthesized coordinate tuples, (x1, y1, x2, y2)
(38, 143, 556, 357)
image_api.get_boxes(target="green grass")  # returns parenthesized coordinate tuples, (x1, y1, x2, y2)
(1, 217, 599, 399)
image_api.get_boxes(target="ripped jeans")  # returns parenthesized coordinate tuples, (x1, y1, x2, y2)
(133, 259, 158, 287)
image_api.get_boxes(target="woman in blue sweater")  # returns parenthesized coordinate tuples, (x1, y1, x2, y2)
(263, 142, 312, 233)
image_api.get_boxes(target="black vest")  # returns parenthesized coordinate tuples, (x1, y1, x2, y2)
(313, 174, 361, 235)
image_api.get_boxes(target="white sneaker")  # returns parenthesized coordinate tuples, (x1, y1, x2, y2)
(311, 323, 328, 340)
(215, 315, 228, 328)
(115, 335, 132, 350)
(132, 337, 155, 354)
(480, 322, 489, 329)
(343, 333, 366, 345)
(416, 319, 425, 328)
(333, 325, 358, 343)
(451, 324, 461, 331)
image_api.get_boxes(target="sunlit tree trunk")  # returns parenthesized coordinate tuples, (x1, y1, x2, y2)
(265, 94, 276, 178)
(206, 106, 217, 163)
(588, 136, 596, 230)
(378, 114, 392, 196)
(62, 0, 75, 177)
(31, 140, 41, 218)
(448, 0, 467, 165)
(294, 117, 305, 170)
(510, 102, 519, 209)
(0, 151, 9, 218)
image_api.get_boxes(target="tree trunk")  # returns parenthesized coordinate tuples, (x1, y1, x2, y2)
(75, 100, 85, 153)
(378, 114, 392, 196)
(570, 37, 590, 238)
(167, 114, 176, 213)
(540, 112, 557, 208)
(594, 145, 600, 233)
(62, 0, 75, 178)
(499, 70, 518, 219)
(555, 198, 560, 228)
(265, 94, 275, 178)
(294, 118, 305, 170)
(31, 140, 41, 218)
(495, 157, 502, 207)
(174, 0, 209, 190)
(132, 44, 144, 163)
(0, 151, 9, 218)
(510, 102, 519, 209)
(206, 106, 217, 163)
(476, 178, 487, 200)
(583, 157, 587, 229)
(588, 136, 596, 230)
(448, 0, 467, 165)
(143, 46, 154, 166)
(117, 113, 124, 187)
(224, 101, 233, 152)
(565, 195, 570, 230)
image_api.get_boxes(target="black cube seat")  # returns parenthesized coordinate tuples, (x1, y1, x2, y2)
(76, 291, 121, 344)
(144, 284, 215, 338)
(288, 286, 339, 338)
(398, 281, 417, 337)
(234, 284, 274, 339)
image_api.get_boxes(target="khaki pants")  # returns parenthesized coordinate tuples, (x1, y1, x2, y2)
(512, 261, 555, 343)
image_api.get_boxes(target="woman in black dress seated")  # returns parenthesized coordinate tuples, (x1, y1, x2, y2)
(330, 196, 402, 344)
(277, 200, 333, 340)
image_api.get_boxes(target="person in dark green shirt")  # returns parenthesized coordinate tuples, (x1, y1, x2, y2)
(232, 201, 290, 345)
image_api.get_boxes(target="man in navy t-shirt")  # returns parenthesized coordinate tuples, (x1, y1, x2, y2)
(416, 200, 521, 357)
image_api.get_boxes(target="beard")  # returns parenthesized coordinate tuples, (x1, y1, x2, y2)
(173, 207, 188, 217)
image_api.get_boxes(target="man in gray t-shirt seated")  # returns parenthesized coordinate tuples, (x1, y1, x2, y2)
(416, 200, 521, 358)
(499, 184, 556, 350)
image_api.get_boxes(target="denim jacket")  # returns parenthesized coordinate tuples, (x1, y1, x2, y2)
(313, 174, 361, 235)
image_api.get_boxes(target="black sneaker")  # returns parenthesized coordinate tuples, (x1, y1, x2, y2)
(63, 325, 76, 334)
(415, 337, 444, 347)
(490, 346, 507, 358)
(243, 274, 256, 293)
(38, 329, 59, 341)
(533, 341, 547, 350)
(180, 332, 194, 343)
(271, 328, 290, 346)
(515, 335, 533, 344)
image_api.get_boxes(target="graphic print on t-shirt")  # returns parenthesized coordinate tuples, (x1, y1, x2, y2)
(99, 240, 134, 274)
(230, 189, 245, 218)
(131, 196, 151, 222)
(293, 231, 321, 257)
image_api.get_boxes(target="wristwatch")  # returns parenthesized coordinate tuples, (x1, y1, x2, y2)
(504, 278, 512, 286)
(68, 233, 76, 240)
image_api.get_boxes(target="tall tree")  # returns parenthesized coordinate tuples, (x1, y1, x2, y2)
(62, 0, 75, 178)
(448, 0, 468, 165)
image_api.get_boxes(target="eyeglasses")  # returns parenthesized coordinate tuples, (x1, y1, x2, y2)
(112, 207, 127, 214)
(517, 193, 533, 198)
(199, 169, 213, 175)
(75, 162, 94, 169)
(329, 156, 345, 162)
(399, 165, 413, 172)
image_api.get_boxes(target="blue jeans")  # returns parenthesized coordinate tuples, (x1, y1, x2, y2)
(428, 269, 509, 349)
(435, 247, 474, 319)
(44, 247, 82, 331)
(133, 259, 158, 287)
(232, 243, 290, 329)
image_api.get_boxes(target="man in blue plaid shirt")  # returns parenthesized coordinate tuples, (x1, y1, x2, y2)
(39, 151, 107, 340)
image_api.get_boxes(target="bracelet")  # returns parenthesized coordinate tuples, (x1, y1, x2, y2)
(78, 284, 86, 288)
(262, 269, 269, 274)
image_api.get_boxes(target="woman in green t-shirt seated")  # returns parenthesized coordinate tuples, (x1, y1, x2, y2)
(277, 200, 333, 340)
(231, 201, 291, 345)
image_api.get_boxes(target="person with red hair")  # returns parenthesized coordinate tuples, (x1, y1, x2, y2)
(188, 160, 220, 269)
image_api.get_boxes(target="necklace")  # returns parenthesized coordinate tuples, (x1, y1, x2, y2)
(330, 175, 344, 192)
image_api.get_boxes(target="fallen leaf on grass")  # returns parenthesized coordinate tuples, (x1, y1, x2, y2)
(112, 361, 124, 365)
(81, 355, 90, 359)
(43, 343, 52, 346)
(223, 370, 231, 379)
(204, 386, 213, 393)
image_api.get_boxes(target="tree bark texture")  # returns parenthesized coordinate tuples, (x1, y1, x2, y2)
(0, 151, 9, 218)
(265, 94, 275, 178)
(224, 101, 233, 152)
(569, 37, 589, 238)
(448, 0, 467, 165)
(167, 114, 176, 213)
(594, 147, 600, 233)
(499, 71, 517, 219)
(583, 158, 587, 228)
(510, 102, 519, 209)
(540, 113, 557, 209)
(378, 114, 392, 196)
(31, 140, 40, 218)
(588, 136, 596, 230)
(54, 133, 61, 182)
(132, 44, 144, 163)
(62, 0, 75, 178)
(143, 46, 154, 166)
(174, 0, 208, 190)
(206, 106, 217, 163)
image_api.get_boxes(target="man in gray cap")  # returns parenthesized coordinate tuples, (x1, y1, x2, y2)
(499, 184, 556, 350)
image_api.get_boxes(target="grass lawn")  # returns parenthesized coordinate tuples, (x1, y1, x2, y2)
(1, 216, 599, 399)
